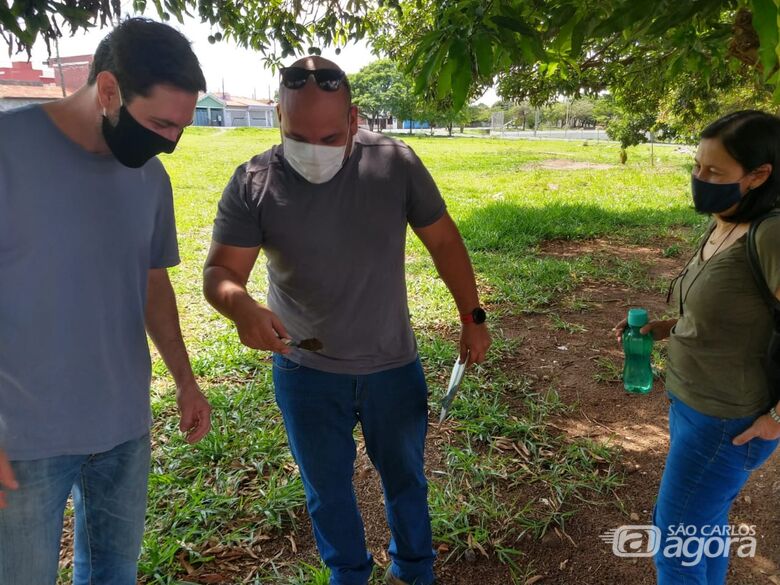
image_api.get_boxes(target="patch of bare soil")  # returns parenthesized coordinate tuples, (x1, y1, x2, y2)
(495, 239, 780, 585)
(527, 159, 615, 171)
(59, 238, 779, 585)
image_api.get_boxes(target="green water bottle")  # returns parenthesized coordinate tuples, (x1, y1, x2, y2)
(622, 308, 654, 394)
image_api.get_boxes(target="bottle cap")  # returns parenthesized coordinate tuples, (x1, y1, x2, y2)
(627, 308, 649, 327)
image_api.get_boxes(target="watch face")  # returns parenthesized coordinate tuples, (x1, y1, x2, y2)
(472, 308, 487, 324)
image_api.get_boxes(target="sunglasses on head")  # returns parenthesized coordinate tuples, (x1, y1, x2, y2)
(280, 67, 347, 92)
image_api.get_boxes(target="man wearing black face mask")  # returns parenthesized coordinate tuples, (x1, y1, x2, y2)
(0, 18, 211, 584)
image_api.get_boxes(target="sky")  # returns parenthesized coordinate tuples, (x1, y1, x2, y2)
(0, 11, 497, 104)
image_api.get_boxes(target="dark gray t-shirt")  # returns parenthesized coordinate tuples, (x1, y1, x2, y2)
(212, 129, 446, 374)
(0, 106, 180, 460)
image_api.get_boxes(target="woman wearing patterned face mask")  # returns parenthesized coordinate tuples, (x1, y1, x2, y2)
(614, 110, 780, 585)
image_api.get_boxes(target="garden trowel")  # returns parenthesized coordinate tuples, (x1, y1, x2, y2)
(439, 351, 469, 424)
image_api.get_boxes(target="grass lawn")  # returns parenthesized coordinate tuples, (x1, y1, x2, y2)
(75, 129, 705, 584)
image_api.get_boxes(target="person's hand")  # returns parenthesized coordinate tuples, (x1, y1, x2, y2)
(460, 323, 491, 366)
(733, 414, 780, 446)
(0, 449, 18, 509)
(613, 318, 676, 343)
(234, 302, 291, 354)
(176, 382, 212, 445)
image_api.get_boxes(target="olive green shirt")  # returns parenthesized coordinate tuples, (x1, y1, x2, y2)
(667, 216, 780, 418)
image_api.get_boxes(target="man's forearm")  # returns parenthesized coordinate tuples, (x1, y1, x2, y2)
(203, 266, 262, 323)
(145, 269, 196, 388)
(427, 238, 481, 315)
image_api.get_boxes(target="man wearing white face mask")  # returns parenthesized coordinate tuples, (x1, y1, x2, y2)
(203, 56, 491, 585)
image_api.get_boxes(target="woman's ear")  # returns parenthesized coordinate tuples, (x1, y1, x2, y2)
(747, 163, 772, 191)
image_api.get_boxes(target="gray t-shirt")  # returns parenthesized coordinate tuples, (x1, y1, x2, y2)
(212, 129, 446, 374)
(0, 106, 180, 460)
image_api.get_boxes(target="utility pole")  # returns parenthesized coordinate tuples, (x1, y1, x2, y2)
(650, 132, 656, 166)
(54, 36, 66, 98)
(534, 108, 539, 138)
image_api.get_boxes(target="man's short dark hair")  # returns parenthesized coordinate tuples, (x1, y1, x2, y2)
(88, 18, 206, 101)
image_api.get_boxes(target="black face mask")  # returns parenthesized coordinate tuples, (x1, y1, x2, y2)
(691, 174, 744, 214)
(102, 105, 180, 168)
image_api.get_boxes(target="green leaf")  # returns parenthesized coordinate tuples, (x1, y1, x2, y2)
(448, 38, 471, 109)
(667, 53, 684, 78)
(414, 43, 447, 93)
(490, 15, 536, 37)
(552, 17, 577, 55)
(436, 56, 457, 99)
(473, 33, 494, 77)
(451, 59, 472, 111)
(570, 21, 585, 57)
(646, 1, 716, 36)
(751, 0, 780, 79)
(592, 2, 650, 36)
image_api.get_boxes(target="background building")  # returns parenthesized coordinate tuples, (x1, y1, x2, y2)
(195, 93, 276, 127)
(0, 61, 64, 111)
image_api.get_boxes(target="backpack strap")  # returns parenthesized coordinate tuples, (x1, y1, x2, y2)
(747, 211, 780, 324)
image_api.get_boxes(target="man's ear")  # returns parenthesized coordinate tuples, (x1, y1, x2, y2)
(96, 71, 121, 113)
(349, 105, 359, 135)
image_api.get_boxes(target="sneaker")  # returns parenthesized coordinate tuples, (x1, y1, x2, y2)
(384, 566, 409, 585)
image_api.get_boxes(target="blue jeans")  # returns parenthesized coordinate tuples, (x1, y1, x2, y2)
(0, 434, 151, 585)
(653, 393, 778, 584)
(273, 354, 435, 585)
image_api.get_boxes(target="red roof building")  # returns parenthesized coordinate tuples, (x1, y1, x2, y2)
(46, 55, 93, 95)
(0, 55, 94, 111)
(0, 62, 56, 85)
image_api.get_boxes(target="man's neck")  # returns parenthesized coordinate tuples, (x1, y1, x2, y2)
(41, 86, 111, 156)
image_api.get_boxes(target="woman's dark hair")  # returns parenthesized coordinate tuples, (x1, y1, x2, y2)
(701, 109, 780, 222)
(87, 18, 206, 101)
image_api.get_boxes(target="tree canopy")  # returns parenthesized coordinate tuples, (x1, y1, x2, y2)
(4, 0, 779, 117)
(350, 58, 415, 131)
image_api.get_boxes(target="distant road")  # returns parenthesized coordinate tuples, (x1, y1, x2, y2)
(378, 127, 688, 146)
(490, 128, 607, 141)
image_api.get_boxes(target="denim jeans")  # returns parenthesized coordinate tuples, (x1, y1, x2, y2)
(273, 354, 435, 585)
(0, 434, 151, 585)
(653, 393, 778, 584)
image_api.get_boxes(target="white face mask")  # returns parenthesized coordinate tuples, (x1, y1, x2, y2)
(283, 133, 353, 184)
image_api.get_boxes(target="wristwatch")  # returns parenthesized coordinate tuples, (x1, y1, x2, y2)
(460, 307, 487, 325)
(769, 406, 780, 424)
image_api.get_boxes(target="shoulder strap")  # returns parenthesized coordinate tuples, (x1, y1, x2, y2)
(747, 211, 780, 317)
